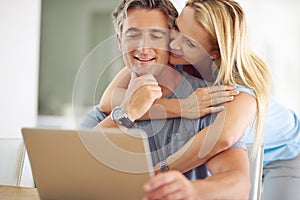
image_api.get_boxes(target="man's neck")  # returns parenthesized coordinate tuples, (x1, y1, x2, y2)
(155, 64, 183, 97)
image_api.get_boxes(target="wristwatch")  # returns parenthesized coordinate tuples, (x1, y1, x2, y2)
(111, 106, 135, 128)
(160, 160, 169, 173)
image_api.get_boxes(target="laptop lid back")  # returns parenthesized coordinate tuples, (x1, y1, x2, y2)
(22, 128, 153, 200)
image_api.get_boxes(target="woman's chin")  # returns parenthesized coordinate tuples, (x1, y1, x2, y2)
(169, 54, 190, 65)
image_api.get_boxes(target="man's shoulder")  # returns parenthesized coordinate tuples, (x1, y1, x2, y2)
(80, 106, 108, 129)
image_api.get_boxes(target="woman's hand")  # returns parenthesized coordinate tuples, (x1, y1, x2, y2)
(180, 85, 239, 119)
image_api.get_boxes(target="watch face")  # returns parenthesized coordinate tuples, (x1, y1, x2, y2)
(114, 109, 124, 121)
(111, 106, 135, 128)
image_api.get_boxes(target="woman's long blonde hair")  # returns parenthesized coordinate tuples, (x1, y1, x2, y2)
(186, 0, 272, 154)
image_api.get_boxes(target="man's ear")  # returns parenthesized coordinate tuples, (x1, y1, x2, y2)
(117, 34, 122, 52)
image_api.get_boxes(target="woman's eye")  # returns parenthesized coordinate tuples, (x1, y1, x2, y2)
(186, 39, 196, 48)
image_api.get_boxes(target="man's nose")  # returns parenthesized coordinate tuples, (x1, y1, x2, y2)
(137, 35, 152, 51)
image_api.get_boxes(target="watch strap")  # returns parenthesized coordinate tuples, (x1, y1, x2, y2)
(118, 116, 135, 128)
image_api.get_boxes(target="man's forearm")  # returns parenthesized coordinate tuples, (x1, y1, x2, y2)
(194, 148, 251, 200)
(193, 169, 250, 200)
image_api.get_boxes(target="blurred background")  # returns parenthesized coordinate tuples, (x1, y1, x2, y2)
(1, 0, 300, 185)
(40, 0, 300, 127)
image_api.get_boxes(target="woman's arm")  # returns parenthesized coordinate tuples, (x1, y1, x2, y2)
(99, 67, 239, 119)
(99, 67, 130, 114)
(161, 92, 256, 173)
(138, 85, 239, 120)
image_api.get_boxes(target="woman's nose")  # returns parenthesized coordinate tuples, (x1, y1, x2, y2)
(169, 35, 181, 51)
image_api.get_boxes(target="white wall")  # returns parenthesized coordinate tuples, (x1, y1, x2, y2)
(171, 0, 185, 13)
(0, 0, 41, 187)
(239, 0, 300, 114)
(0, 0, 40, 138)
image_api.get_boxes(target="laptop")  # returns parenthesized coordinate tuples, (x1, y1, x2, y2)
(21, 128, 154, 200)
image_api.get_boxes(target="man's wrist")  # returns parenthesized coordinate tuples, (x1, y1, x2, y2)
(160, 159, 169, 173)
(111, 106, 135, 128)
(120, 105, 135, 122)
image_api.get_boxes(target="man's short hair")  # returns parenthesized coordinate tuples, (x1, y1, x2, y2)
(112, 0, 178, 36)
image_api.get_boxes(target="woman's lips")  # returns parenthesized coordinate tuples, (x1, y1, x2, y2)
(170, 51, 183, 58)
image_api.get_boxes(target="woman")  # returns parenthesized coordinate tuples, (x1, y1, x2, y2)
(99, 0, 299, 199)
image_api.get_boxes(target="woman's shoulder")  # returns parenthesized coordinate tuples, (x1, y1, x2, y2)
(236, 86, 256, 97)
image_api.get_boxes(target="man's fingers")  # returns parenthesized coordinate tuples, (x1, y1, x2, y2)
(130, 71, 137, 79)
(144, 180, 182, 200)
(144, 172, 178, 192)
(138, 74, 157, 81)
(143, 172, 193, 200)
(133, 74, 159, 89)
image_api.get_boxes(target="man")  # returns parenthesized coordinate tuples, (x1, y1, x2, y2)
(81, 0, 250, 199)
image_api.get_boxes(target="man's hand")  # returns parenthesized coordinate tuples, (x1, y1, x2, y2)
(143, 171, 199, 200)
(181, 85, 239, 119)
(120, 72, 162, 121)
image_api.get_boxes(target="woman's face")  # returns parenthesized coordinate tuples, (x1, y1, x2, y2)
(169, 6, 218, 69)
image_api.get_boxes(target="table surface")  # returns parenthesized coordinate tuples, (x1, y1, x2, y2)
(0, 185, 39, 200)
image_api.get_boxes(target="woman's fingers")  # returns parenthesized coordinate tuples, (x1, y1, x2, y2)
(206, 85, 237, 93)
(194, 86, 239, 105)
(209, 90, 239, 98)
(202, 106, 225, 115)
(209, 96, 235, 105)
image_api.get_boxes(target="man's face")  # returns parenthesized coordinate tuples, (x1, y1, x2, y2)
(119, 8, 170, 77)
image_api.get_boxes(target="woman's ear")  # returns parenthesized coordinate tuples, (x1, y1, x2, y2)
(210, 50, 220, 60)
